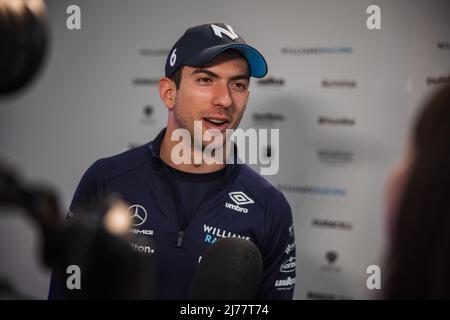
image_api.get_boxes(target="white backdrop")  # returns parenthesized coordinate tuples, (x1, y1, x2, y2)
(0, 0, 449, 299)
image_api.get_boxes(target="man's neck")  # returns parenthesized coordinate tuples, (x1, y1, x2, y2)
(160, 129, 226, 174)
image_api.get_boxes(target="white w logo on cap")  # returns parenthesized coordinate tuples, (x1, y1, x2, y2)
(211, 24, 239, 40)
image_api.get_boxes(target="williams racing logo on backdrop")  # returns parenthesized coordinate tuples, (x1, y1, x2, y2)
(225, 191, 254, 213)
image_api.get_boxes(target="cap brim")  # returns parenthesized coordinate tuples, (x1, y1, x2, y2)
(185, 44, 268, 78)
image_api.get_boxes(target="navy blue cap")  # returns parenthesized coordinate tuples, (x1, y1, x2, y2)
(165, 23, 268, 78)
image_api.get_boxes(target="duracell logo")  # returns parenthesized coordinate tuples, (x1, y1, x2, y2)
(318, 116, 355, 126)
(317, 150, 354, 164)
(257, 76, 286, 87)
(437, 41, 450, 50)
(140, 48, 170, 56)
(253, 112, 285, 122)
(281, 46, 353, 55)
(321, 79, 356, 88)
(133, 78, 159, 86)
(426, 76, 450, 86)
(311, 218, 353, 231)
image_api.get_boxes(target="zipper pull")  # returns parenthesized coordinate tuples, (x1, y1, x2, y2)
(177, 230, 184, 247)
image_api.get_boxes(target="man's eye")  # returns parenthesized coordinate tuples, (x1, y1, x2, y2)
(232, 82, 248, 91)
(197, 77, 212, 84)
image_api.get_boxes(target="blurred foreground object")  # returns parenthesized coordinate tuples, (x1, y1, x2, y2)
(0, 0, 49, 95)
(0, 162, 157, 299)
(384, 85, 450, 299)
(190, 237, 263, 300)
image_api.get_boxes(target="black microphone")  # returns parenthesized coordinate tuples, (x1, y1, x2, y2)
(190, 237, 263, 300)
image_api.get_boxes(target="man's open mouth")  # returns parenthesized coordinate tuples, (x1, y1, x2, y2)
(202, 117, 231, 131)
(204, 118, 227, 125)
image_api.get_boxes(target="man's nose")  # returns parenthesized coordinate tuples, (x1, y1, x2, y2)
(212, 83, 233, 109)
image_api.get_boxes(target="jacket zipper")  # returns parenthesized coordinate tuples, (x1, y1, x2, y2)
(161, 161, 240, 249)
(177, 230, 184, 247)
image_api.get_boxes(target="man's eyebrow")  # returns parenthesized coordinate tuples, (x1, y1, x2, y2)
(190, 69, 250, 81)
(190, 69, 219, 78)
(230, 75, 250, 81)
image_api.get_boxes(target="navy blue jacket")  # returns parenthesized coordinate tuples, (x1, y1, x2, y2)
(49, 129, 296, 299)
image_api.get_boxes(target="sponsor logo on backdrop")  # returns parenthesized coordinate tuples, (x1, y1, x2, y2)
(278, 184, 346, 196)
(281, 46, 352, 55)
(140, 48, 170, 56)
(318, 116, 355, 126)
(317, 149, 354, 164)
(321, 79, 356, 88)
(306, 291, 353, 300)
(320, 250, 342, 273)
(253, 112, 285, 124)
(133, 78, 159, 86)
(257, 76, 286, 87)
(325, 250, 338, 264)
(202, 224, 250, 244)
(141, 105, 156, 124)
(437, 41, 450, 50)
(426, 75, 450, 86)
(311, 218, 353, 231)
(143, 105, 154, 117)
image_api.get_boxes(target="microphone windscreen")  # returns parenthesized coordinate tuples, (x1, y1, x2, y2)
(190, 237, 263, 300)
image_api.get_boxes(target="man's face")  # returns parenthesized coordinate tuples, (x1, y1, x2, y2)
(171, 51, 250, 148)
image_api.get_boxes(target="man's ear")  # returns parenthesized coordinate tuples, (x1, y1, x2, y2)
(159, 77, 176, 110)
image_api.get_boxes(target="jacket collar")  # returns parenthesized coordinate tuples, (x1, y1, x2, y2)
(148, 127, 241, 182)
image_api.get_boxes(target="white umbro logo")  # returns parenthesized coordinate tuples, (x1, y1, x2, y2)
(225, 192, 254, 213)
(229, 191, 254, 205)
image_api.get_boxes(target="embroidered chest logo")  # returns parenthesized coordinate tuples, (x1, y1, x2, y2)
(225, 191, 254, 213)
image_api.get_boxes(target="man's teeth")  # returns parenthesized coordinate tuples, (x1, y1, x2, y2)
(207, 119, 225, 125)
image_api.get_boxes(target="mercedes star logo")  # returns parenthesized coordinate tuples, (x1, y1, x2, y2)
(128, 204, 148, 226)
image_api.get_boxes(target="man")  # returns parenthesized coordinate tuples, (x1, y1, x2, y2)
(49, 23, 296, 299)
